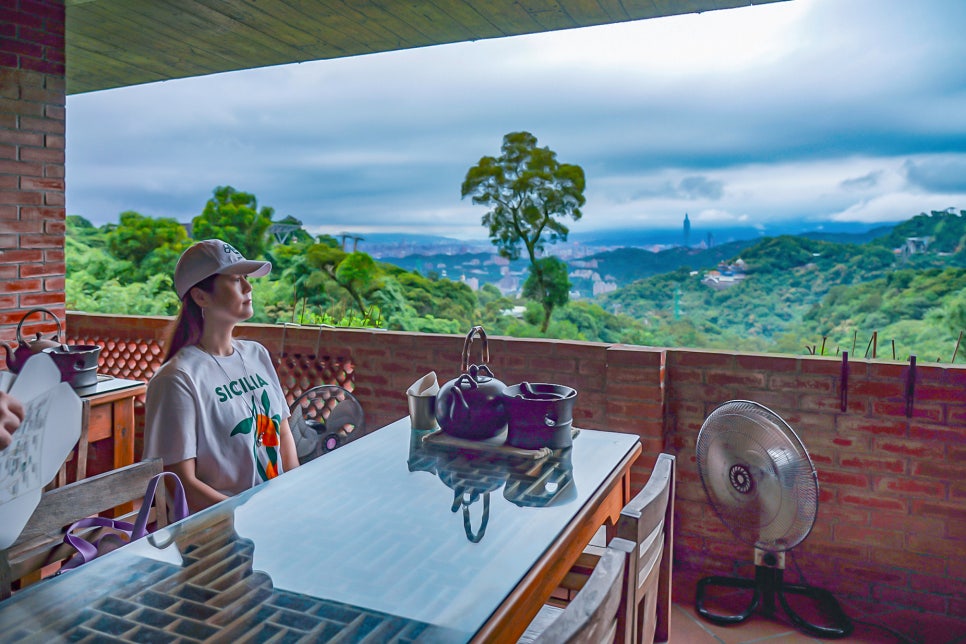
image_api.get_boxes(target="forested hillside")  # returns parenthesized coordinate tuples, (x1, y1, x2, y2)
(580, 238, 758, 285)
(601, 210, 966, 361)
(65, 212, 651, 344)
(65, 206, 966, 363)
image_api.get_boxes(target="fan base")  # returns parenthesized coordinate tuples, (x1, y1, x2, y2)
(695, 566, 853, 639)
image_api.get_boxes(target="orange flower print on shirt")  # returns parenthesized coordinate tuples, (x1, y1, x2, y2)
(262, 453, 278, 479)
(256, 413, 279, 447)
(230, 388, 283, 482)
(256, 412, 280, 478)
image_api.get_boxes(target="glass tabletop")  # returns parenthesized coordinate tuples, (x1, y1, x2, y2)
(0, 418, 639, 643)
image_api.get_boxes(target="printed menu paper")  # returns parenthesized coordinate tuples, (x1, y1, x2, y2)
(0, 353, 81, 548)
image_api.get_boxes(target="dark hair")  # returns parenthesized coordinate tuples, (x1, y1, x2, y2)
(163, 274, 218, 363)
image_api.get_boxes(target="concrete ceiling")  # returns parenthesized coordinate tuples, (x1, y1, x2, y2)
(65, 0, 787, 95)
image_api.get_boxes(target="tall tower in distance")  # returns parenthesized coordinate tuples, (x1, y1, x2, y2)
(683, 213, 691, 247)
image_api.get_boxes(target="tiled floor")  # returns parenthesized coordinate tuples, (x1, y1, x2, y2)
(670, 571, 966, 644)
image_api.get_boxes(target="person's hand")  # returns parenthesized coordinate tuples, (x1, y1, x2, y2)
(0, 390, 25, 450)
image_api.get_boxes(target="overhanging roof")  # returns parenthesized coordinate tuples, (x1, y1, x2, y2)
(66, 0, 787, 95)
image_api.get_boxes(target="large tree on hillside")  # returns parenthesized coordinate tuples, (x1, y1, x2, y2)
(461, 131, 585, 332)
(192, 186, 273, 258)
(522, 256, 571, 331)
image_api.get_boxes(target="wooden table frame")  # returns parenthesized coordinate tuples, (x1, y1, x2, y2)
(82, 380, 145, 472)
(82, 379, 145, 515)
(472, 439, 642, 642)
(50, 379, 145, 508)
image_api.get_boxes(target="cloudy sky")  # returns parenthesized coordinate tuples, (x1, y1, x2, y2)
(65, 0, 966, 241)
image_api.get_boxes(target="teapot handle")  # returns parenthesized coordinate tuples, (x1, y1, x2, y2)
(460, 326, 489, 373)
(16, 307, 63, 344)
(446, 383, 471, 426)
(461, 492, 490, 543)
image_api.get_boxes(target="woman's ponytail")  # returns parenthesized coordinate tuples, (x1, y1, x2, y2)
(163, 274, 217, 363)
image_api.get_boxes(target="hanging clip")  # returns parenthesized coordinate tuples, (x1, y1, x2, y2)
(839, 351, 849, 412)
(905, 355, 916, 418)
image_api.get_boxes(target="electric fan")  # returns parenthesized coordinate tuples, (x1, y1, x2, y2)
(694, 400, 853, 638)
(289, 385, 366, 464)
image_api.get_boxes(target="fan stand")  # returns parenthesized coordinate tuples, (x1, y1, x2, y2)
(696, 549, 853, 639)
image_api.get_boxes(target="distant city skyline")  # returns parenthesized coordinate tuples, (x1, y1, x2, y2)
(66, 0, 966, 240)
(356, 214, 891, 259)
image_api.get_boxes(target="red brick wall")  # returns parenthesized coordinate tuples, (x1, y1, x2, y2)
(66, 312, 965, 620)
(0, 0, 66, 352)
(666, 350, 965, 619)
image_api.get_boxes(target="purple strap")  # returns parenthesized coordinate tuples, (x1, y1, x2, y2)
(131, 471, 189, 539)
(61, 471, 190, 570)
(62, 516, 135, 569)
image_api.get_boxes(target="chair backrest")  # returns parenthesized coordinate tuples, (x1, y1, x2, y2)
(533, 537, 634, 644)
(616, 453, 675, 644)
(0, 458, 166, 600)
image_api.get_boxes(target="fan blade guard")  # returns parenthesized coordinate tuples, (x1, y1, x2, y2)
(289, 385, 366, 464)
(696, 400, 818, 552)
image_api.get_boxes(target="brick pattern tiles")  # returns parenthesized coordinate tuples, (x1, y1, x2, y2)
(69, 334, 166, 383)
(64, 323, 355, 425)
(6, 516, 445, 643)
(275, 351, 355, 404)
(66, 329, 355, 399)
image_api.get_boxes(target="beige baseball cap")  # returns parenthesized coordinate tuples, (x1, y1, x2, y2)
(174, 239, 271, 299)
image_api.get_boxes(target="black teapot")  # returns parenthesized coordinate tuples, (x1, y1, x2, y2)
(3, 307, 64, 373)
(435, 327, 508, 440)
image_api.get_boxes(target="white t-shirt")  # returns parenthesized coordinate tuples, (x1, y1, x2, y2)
(143, 340, 291, 497)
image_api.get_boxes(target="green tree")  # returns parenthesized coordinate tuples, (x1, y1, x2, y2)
(476, 283, 503, 307)
(462, 131, 585, 331)
(67, 268, 180, 316)
(335, 251, 380, 314)
(302, 243, 383, 315)
(106, 210, 188, 282)
(522, 256, 571, 332)
(67, 215, 108, 247)
(108, 211, 187, 262)
(930, 290, 966, 337)
(192, 186, 273, 258)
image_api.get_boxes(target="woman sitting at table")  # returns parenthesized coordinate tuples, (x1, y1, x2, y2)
(143, 239, 299, 513)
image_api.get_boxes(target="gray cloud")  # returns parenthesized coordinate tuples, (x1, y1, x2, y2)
(678, 176, 724, 200)
(841, 171, 882, 191)
(903, 157, 966, 193)
(65, 0, 966, 237)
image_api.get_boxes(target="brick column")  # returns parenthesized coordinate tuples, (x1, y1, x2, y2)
(0, 0, 66, 361)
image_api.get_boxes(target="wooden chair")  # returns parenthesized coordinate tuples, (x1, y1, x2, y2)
(522, 453, 675, 644)
(520, 537, 634, 644)
(0, 458, 168, 600)
(616, 453, 676, 644)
